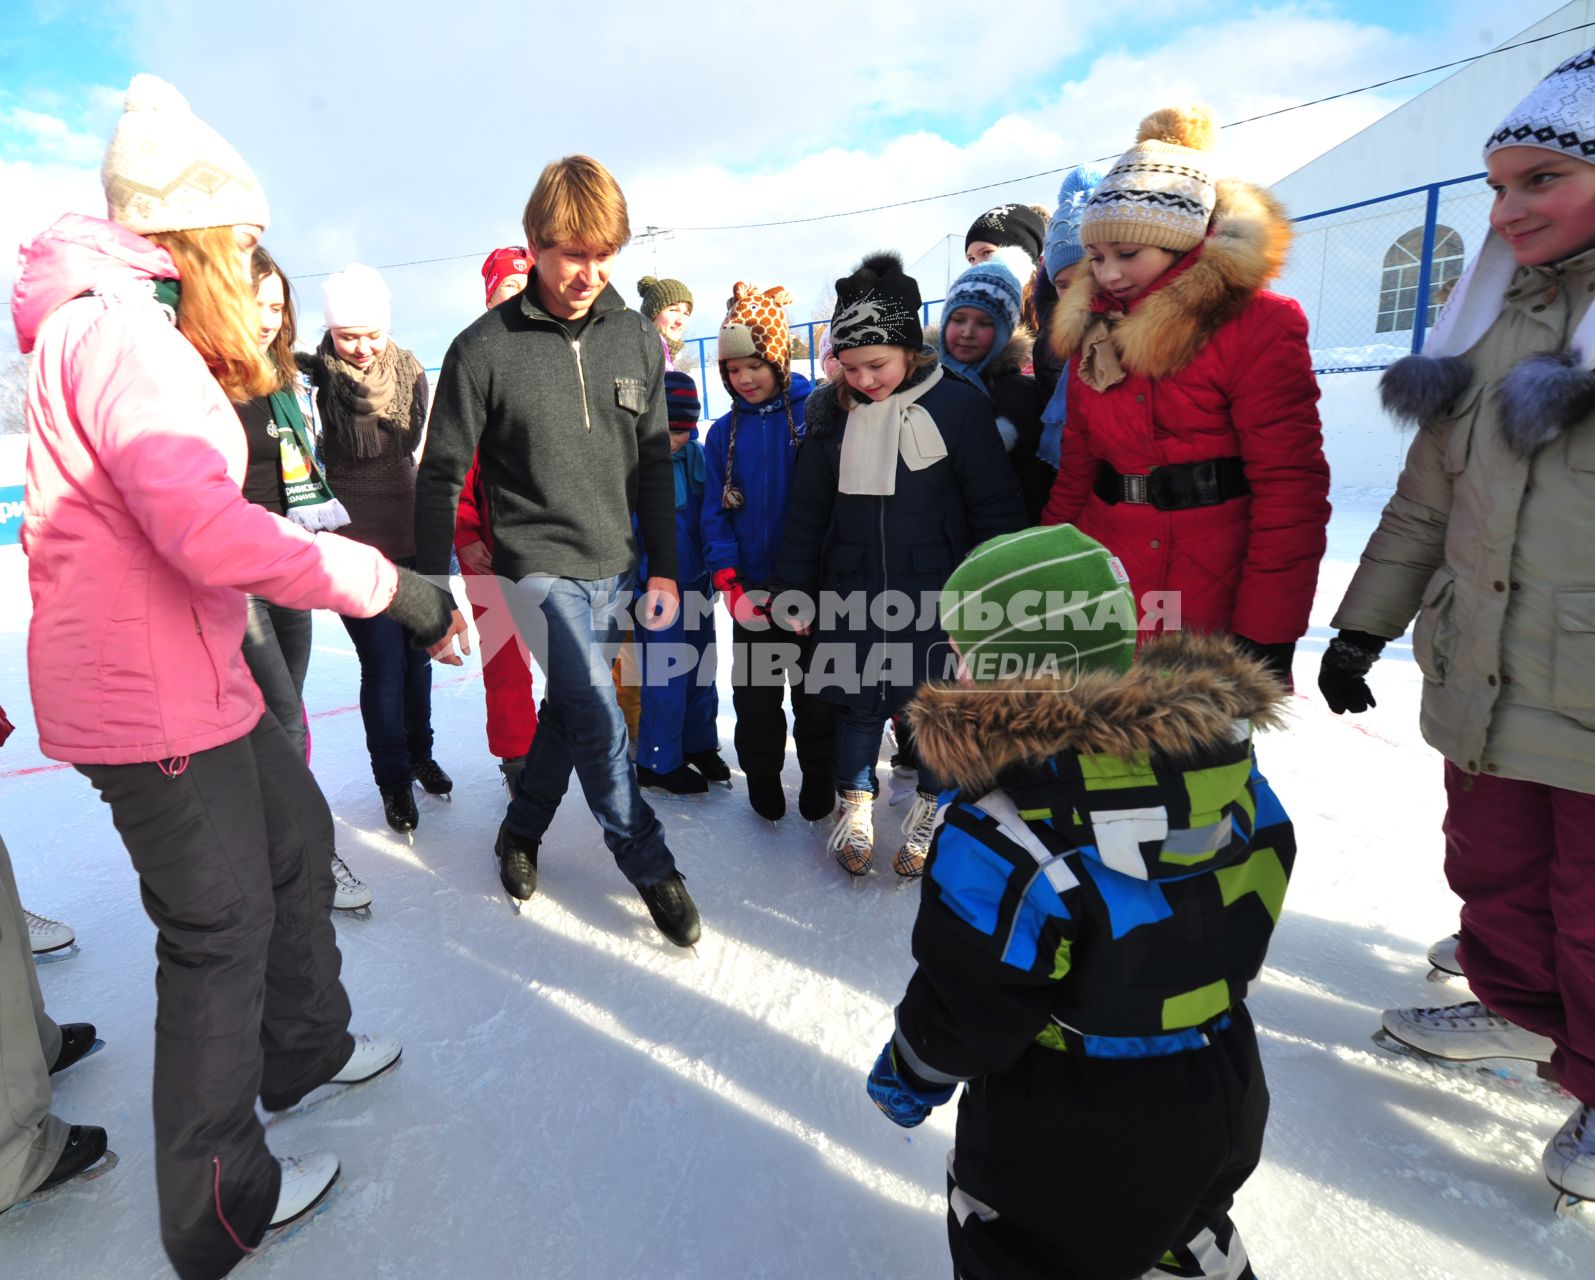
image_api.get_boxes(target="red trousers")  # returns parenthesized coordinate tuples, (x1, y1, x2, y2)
(460, 564, 537, 759)
(1446, 762, 1595, 1104)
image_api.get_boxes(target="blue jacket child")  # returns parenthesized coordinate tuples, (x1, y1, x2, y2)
(700, 282, 836, 823)
(634, 371, 722, 793)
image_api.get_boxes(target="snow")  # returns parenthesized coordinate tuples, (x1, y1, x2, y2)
(3, 491, 1594, 1279)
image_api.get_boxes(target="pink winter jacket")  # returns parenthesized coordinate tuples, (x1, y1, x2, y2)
(11, 214, 400, 764)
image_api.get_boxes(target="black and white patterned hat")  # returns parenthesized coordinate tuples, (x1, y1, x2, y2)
(1485, 44, 1595, 163)
(829, 251, 924, 352)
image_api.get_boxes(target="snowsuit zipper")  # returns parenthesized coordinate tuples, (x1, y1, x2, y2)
(571, 339, 592, 432)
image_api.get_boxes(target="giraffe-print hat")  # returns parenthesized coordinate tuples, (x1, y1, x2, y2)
(718, 282, 794, 396)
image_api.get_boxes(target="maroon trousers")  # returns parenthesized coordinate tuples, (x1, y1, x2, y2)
(1445, 762, 1595, 1104)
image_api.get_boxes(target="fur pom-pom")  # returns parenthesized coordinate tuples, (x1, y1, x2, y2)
(1136, 104, 1218, 151)
(857, 250, 905, 279)
(1495, 350, 1595, 457)
(637, 275, 659, 294)
(1379, 354, 1473, 426)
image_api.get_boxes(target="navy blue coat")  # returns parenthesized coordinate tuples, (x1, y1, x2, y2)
(773, 368, 1026, 713)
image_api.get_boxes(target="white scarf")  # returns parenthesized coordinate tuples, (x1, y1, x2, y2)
(837, 364, 947, 495)
(1424, 231, 1595, 365)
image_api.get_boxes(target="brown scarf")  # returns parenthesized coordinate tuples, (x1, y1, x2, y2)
(314, 334, 420, 459)
(1077, 314, 1127, 392)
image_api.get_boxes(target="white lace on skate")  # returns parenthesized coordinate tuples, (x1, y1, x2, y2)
(1381, 1000, 1555, 1063)
(828, 791, 875, 876)
(24, 909, 74, 954)
(1544, 1103, 1595, 1200)
(330, 856, 372, 912)
(893, 791, 940, 878)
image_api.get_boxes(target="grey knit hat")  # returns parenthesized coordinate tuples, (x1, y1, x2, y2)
(1485, 45, 1595, 164)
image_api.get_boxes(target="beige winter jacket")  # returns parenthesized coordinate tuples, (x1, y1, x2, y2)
(1332, 246, 1595, 795)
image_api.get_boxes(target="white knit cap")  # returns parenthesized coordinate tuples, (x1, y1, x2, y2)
(1484, 45, 1595, 165)
(101, 74, 269, 235)
(322, 264, 392, 331)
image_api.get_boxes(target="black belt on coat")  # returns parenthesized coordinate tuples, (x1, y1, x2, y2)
(1092, 457, 1250, 511)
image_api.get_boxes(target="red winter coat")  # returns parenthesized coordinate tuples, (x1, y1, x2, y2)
(1041, 180, 1330, 645)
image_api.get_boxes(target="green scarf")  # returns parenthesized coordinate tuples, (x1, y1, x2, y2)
(268, 380, 350, 531)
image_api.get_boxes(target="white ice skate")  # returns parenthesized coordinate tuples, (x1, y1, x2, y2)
(330, 1032, 402, 1086)
(330, 856, 372, 915)
(1544, 1103, 1595, 1207)
(24, 908, 75, 954)
(1380, 1001, 1554, 1063)
(1426, 931, 1463, 980)
(269, 1151, 339, 1228)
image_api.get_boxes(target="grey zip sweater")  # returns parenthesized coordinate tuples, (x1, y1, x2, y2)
(414, 278, 678, 584)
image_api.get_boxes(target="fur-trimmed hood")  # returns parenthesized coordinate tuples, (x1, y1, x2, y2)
(1047, 178, 1292, 380)
(910, 631, 1288, 795)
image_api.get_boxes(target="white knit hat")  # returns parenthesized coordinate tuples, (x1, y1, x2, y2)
(1484, 45, 1595, 165)
(1080, 105, 1219, 253)
(101, 74, 269, 235)
(322, 264, 392, 331)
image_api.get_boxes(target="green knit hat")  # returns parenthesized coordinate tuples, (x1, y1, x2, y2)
(939, 525, 1137, 683)
(637, 275, 693, 320)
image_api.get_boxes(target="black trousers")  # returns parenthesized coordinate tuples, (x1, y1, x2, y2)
(728, 620, 837, 781)
(948, 1007, 1267, 1280)
(77, 715, 355, 1280)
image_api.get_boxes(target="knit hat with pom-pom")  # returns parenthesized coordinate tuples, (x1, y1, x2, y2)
(1080, 105, 1220, 252)
(637, 275, 693, 320)
(829, 251, 924, 351)
(1043, 165, 1103, 279)
(102, 74, 269, 234)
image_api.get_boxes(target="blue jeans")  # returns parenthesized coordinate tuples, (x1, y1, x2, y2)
(635, 583, 719, 775)
(242, 596, 312, 759)
(835, 706, 942, 797)
(339, 611, 434, 789)
(502, 573, 675, 887)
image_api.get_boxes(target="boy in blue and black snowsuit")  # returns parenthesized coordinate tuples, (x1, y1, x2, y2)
(634, 371, 725, 796)
(702, 282, 836, 822)
(868, 524, 1294, 1280)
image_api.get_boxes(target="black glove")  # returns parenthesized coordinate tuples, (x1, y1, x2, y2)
(1317, 629, 1386, 714)
(384, 567, 456, 648)
(1232, 635, 1296, 688)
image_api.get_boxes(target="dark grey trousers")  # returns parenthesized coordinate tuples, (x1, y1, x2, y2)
(78, 714, 354, 1280)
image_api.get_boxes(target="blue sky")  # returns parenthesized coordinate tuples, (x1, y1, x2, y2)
(0, 0, 1577, 362)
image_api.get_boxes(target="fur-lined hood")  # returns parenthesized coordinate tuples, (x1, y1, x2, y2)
(1047, 179, 1292, 380)
(910, 631, 1288, 795)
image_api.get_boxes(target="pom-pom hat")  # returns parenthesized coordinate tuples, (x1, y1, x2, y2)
(1043, 166, 1103, 280)
(638, 276, 693, 320)
(102, 74, 269, 235)
(829, 252, 924, 352)
(1079, 106, 1219, 253)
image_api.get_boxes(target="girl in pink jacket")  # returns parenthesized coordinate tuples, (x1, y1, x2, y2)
(10, 76, 456, 1280)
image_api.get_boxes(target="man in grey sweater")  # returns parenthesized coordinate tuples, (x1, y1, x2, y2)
(414, 155, 700, 946)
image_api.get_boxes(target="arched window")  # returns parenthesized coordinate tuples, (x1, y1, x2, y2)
(1376, 226, 1464, 333)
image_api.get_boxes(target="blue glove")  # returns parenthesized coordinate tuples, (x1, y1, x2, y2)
(867, 1041, 956, 1128)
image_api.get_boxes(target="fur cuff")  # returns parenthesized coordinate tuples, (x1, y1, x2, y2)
(1379, 354, 1472, 426)
(1495, 350, 1595, 458)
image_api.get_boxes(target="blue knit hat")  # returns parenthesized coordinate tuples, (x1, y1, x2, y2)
(1042, 165, 1103, 282)
(663, 370, 701, 427)
(938, 247, 1026, 385)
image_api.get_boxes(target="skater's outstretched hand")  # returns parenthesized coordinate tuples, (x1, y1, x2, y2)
(867, 1041, 955, 1128)
(1317, 629, 1386, 714)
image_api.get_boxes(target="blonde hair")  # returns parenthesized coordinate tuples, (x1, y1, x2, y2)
(522, 155, 631, 252)
(834, 347, 939, 411)
(147, 226, 275, 400)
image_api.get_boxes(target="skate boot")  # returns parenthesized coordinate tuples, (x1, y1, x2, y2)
(269, 1152, 339, 1228)
(36, 1126, 109, 1194)
(329, 1033, 402, 1087)
(49, 1024, 99, 1076)
(24, 909, 74, 955)
(330, 855, 372, 914)
(494, 821, 539, 901)
(1427, 931, 1463, 978)
(1544, 1103, 1595, 1202)
(828, 789, 875, 876)
(746, 774, 786, 821)
(637, 763, 709, 797)
(893, 790, 940, 878)
(798, 771, 835, 822)
(411, 758, 453, 797)
(685, 749, 731, 785)
(381, 784, 417, 833)
(1380, 1000, 1554, 1062)
(637, 873, 702, 947)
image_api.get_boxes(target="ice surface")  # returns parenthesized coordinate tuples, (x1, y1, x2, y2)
(2, 491, 1592, 1278)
